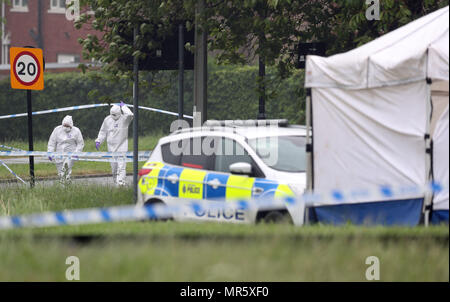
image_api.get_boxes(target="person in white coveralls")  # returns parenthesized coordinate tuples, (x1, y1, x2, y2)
(95, 102, 134, 186)
(48, 115, 85, 183)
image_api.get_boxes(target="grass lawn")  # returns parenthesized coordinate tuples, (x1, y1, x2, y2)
(0, 134, 163, 180)
(0, 184, 448, 281)
(1, 227, 447, 282)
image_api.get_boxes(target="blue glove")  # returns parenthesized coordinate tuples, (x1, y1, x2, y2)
(73, 155, 79, 160)
(48, 156, 53, 162)
(119, 101, 125, 107)
(95, 141, 101, 151)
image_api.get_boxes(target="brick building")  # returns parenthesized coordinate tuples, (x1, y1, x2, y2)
(1, 0, 97, 70)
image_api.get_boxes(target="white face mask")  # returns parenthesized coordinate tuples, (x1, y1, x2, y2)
(63, 126, 71, 133)
(111, 114, 120, 121)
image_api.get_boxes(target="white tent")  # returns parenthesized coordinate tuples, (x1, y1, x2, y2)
(304, 6, 449, 225)
(432, 105, 449, 222)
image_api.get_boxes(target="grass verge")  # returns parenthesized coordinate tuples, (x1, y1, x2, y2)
(0, 184, 448, 281)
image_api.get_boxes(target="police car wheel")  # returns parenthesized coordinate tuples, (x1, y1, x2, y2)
(256, 210, 292, 224)
(143, 199, 173, 222)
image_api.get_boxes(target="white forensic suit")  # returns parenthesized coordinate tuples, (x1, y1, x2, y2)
(95, 104, 134, 186)
(48, 115, 84, 182)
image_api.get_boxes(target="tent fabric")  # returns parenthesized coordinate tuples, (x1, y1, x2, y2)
(305, 7, 449, 211)
(309, 198, 423, 226)
(430, 210, 449, 224)
(312, 81, 428, 198)
(432, 105, 449, 211)
(430, 81, 449, 135)
(305, 6, 449, 89)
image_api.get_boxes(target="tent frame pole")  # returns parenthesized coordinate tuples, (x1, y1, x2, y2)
(306, 88, 313, 192)
(423, 76, 434, 227)
(423, 47, 435, 227)
(305, 88, 313, 225)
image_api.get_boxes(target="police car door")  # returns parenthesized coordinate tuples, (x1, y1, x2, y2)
(175, 136, 214, 201)
(200, 136, 265, 223)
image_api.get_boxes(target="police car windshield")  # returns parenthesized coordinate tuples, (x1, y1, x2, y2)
(248, 136, 306, 173)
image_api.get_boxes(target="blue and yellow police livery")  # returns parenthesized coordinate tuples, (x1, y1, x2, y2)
(137, 120, 308, 225)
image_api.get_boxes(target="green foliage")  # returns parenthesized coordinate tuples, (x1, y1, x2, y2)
(0, 71, 130, 141)
(75, 0, 192, 82)
(4, 0, 446, 141)
(303, 0, 449, 55)
(74, 0, 449, 91)
(0, 64, 306, 141)
(204, 0, 310, 79)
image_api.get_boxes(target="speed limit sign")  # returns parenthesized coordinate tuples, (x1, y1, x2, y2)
(10, 47, 44, 90)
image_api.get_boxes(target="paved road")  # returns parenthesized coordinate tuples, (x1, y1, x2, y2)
(1, 157, 50, 164)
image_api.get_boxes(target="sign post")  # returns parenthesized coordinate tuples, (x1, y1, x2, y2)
(178, 23, 185, 120)
(10, 47, 44, 187)
(26, 90, 34, 187)
(133, 26, 139, 203)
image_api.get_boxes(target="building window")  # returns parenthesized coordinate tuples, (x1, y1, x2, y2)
(1, 44, 10, 65)
(10, 0, 29, 12)
(49, 0, 66, 13)
(1, 32, 11, 65)
(57, 54, 80, 64)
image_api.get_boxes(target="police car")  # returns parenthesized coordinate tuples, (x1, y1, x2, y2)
(137, 119, 307, 225)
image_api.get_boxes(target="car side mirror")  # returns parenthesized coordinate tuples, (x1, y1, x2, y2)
(229, 162, 253, 176)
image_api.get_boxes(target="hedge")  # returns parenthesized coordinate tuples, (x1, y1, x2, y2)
(0, 63, 305, 141)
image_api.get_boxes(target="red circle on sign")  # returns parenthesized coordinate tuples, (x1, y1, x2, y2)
(13, 51, 41, 86)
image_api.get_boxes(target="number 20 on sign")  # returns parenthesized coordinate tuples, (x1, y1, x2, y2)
(10, 47, 44, 90)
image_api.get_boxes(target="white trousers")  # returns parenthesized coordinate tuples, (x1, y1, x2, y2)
(55, 159, 73, 182)
(110, 161, 127, 186)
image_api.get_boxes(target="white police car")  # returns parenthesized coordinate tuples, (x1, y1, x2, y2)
(137, 120, 307, 225)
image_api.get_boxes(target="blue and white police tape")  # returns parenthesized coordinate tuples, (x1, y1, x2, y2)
(0, 103, 109, 120)
(0, 150, 151, 163)
(52, 156, 150, 163)
(136, 104, 193, 119)
(0, 144, 25, 152)
(0, 103, 193, 120)
(0, 159, 26, 184)
(302, 182, 446, 207)
(0, 197, 294, 230)
(46, 153, 152, 163)
(0, 182, 446, 230)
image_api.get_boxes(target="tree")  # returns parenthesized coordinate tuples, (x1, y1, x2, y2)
(75, 0, 188, 81)
(200, 0, 312, 79)
(76, 1, 322, 80)
(75, 0, 449, 81)
(302, 0, 449, 55)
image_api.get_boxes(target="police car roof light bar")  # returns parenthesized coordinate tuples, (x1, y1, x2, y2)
(171, 120, 290, 136)
(203, 119, 289, 128)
